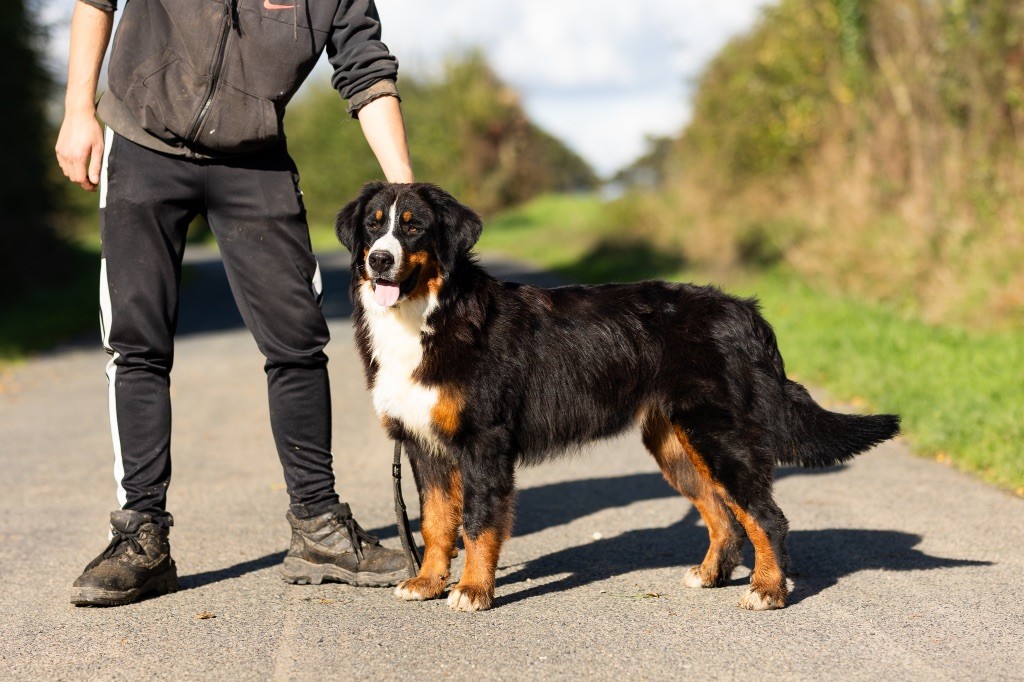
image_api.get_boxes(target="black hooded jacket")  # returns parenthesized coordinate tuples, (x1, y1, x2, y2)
(82, 0, 400, 157)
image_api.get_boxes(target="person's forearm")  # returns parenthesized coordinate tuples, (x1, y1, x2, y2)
(55, 2, 114, 191)
(65, 2, 113, 115)
(357, 95, 414, 183)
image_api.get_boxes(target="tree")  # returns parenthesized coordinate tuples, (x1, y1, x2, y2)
(0, 0, 73, 306)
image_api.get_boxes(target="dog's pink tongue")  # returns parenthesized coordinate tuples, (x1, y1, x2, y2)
(374, 281, 401, 307)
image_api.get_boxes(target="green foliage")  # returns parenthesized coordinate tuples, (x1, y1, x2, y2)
(0, 0, 79, 306)
(637, 0, 1024, 328)
(480, 193, 1024, 493)
(0, 245, 100, 367)
(287, 52, 597, 232)
(684, 0, 843, 178)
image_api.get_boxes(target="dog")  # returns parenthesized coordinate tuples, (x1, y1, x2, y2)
(335, 182, 900, 612)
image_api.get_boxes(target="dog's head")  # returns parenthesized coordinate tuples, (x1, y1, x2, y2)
(336, 182, 483, 308)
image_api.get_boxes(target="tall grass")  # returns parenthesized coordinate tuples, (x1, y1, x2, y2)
(637, 0, 1024, 329)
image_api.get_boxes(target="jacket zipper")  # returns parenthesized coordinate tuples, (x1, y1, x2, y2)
(185, 5, 232, 143)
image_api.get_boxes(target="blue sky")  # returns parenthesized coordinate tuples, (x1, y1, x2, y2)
(41, 0, 772, 176)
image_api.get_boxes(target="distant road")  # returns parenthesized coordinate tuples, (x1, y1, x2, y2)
(1, 247, 1021, 680)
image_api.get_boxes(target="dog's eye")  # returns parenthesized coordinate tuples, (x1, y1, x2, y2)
(406, 225, 420, 235)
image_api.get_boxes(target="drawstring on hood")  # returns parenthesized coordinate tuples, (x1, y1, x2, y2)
(228, 0, 242, 34)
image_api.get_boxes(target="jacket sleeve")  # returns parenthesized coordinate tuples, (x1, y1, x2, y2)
(326, 0, 400, 117)
(79, 0, 117, 11)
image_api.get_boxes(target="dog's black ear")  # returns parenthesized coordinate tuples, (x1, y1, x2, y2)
(336, 181, 387, 253)
(415, 184, 483, 271)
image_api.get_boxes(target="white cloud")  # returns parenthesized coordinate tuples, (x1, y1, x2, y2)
(39, 0, 772, 175)
(524, 91, 691, 178)
(376, 0, 772, 175)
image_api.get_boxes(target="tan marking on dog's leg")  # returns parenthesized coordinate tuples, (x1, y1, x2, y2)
(395, 470, 463, 602)
(669, 426, 787, 609)
(641, 410, 741, 588)
(448, 491, 512, 612)
(725, 502, 787, 610)
(447, 527, 503, 612)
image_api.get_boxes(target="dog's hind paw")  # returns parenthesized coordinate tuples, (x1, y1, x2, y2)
(394, 576, 447, 601)
(446, 585, 493, 612)
(738, 585, 786, 611)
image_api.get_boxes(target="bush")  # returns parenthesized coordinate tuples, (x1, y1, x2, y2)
(635, 0, 1024, 329)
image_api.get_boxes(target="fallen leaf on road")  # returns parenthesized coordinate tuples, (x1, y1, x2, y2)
(609, 591, 663, 600)
(196, 611, 216, 620)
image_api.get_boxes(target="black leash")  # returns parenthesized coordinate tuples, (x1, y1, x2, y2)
(392, 440, 421, 576)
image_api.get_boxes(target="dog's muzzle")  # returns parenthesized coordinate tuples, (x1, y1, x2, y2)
(367, 250, 405, 307)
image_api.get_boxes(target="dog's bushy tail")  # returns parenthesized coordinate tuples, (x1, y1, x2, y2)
(778, 380, 901, 468)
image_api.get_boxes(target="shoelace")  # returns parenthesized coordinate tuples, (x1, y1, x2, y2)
(100, 529, 144, 560)
(335, 513, 380, 564)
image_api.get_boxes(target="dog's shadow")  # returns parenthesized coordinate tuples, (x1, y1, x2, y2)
(372, 468, 990, 608)
(178, 469, 989, 605)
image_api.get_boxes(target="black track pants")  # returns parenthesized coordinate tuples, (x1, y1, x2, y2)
(98, 130, 339, 519)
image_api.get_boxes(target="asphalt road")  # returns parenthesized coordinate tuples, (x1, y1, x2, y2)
(1, 248, 1021, 681)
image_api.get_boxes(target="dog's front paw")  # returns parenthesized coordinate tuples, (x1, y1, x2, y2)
(738, 585, 786, 611)
(682, 564, 732, 589)
(394, 576, 447, 601)
(446, 584, 493, 612)
(682, 565, 714, 589)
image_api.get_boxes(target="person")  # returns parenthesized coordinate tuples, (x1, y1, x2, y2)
(55, 0, 415, 606)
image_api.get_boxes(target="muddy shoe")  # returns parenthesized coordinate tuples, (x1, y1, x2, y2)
(71, 510, 178, 607)
(281, 503, 412, 587)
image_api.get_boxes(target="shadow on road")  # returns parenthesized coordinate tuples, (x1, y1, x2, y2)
(172, 468, 989, 602)
(488, 470, 991, 608)
(494, 506, 990, 608)
(362, 468, 991, 609)
(178, 551, 287, 591)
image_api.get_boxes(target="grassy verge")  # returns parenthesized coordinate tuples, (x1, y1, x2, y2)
(478, 194, 1024, 494)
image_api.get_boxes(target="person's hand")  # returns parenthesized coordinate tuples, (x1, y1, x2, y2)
(56, 109, 104, 191)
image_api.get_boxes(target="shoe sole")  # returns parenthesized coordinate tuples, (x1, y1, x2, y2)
(70, 566, 179, 607)
(279, 557, 408, 588)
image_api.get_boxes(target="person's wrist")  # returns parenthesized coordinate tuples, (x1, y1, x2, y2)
(387, 170, 415, 184)
(63, 96, 97, 119)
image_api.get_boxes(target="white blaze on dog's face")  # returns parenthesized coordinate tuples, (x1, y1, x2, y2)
(366, 201, 403, 306)
(358, 189, 443, 310)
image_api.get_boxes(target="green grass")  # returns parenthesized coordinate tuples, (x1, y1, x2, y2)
(478, 194, 1024, 494)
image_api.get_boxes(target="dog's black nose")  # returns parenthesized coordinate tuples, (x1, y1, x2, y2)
(368, 251, 395, 274)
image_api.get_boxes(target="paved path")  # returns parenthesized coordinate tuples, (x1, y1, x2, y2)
(1, 248, 1022, 681)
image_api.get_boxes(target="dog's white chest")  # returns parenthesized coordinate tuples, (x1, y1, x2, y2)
(360, 284, 442, 451)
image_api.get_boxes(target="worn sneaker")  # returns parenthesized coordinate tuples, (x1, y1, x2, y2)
(280, 503, 413, 587)
(71, 510, 178, 607)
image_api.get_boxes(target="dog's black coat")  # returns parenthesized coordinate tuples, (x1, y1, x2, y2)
(336, 182, 900, 610)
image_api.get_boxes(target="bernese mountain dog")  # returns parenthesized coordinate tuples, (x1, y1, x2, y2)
(335, 182, 900, 612)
